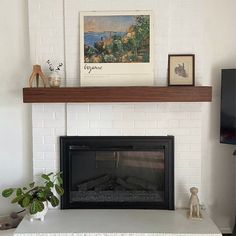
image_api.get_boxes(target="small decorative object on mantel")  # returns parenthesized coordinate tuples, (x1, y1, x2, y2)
(46, 60, 63, 88)
(168, 54, 195, 86)
(187, 187, 202, 219)
(28, 64, 47, 87)
(1, 172, 64, 222)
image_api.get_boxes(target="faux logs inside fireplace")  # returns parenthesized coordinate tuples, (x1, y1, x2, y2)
(60, 136, 174, 209)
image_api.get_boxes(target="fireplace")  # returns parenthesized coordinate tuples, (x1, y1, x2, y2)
(60, 136, 174, 210)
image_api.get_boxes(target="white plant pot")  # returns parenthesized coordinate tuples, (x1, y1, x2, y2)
(27, 201, 48, 222)
(48, 72, 61, 88)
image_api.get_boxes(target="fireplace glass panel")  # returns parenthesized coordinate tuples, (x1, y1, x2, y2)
(70, 150, 165, 204)
(60, 136, 174, 209)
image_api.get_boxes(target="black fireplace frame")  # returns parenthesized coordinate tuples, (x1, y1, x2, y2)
(60, 136, 174, 210)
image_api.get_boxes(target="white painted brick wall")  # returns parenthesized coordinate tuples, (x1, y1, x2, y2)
(28, 0, 65, 85)
(30, 0, 205, 208)
(32, 104, 66, 176)
(33, 102, 202, 208)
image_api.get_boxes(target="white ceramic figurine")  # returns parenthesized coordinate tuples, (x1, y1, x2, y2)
(188, 187, 202, 219)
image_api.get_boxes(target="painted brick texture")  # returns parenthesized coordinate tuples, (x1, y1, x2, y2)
(29, 0, 204, 208)
(32, 102, 202, 208)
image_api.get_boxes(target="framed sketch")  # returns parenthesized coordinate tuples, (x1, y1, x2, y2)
(80, 11, 154, 86)
(168, 54, 195, 86)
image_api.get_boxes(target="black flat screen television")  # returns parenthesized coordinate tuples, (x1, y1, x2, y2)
(220, 69, 236, 145)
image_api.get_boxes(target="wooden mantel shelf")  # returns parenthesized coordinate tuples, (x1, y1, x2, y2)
(23, 86, 212, 103)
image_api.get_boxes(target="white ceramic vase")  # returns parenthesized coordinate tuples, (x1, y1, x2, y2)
(27, 201, 48, 222)
(48, 71, 61, 88)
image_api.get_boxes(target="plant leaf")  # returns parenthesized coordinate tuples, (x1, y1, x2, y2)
(55, 184, 64, 196)
(47, 172, 53, 176)
(29, 182, 35, 188)
(37, 192, 47, 202)
(50, 196, 59, 207)
(18, 198, 24, 208)
(30, 200, 44, 214)
(46, 181, 54, 188)
(30, 200, 38, 214)
(41, 174, 50, 181)
(45, 190, 53, 198)
(23, 187, 27, 190)
(16, 188, 22, 196)
(55, 171, 62, 176)
(36, 200, 44, 212)
(37, 191, 45, 199)
(57, 176, 63, 185)
(11, 195, 24, 204)
(22, 196, 31, 207)
(2, 188, 14, 198)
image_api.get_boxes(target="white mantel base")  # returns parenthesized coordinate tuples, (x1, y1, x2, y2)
(14, 209, 221, 236)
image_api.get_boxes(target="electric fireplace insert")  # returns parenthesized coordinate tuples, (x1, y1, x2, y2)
(60, 136, 174, 209)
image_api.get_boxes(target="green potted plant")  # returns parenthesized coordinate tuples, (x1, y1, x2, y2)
(2, 172, 64, 222)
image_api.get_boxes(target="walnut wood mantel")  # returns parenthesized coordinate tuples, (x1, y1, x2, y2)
(23, 86, 212, 103)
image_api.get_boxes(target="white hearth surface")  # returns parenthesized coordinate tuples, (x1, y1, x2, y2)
(14, 209, 221, 236)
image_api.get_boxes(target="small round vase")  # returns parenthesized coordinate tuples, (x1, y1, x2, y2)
(27, 201, 48, 222)
(48, 72, 61, 88)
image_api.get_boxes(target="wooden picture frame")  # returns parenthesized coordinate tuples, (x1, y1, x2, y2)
(168, 54, 195, 86)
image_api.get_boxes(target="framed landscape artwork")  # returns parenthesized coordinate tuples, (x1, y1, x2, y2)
(168, 54, 195, 86)
(80, 11, 154, 86)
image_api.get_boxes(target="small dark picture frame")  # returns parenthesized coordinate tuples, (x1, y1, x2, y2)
(168, 54, 195, 86)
